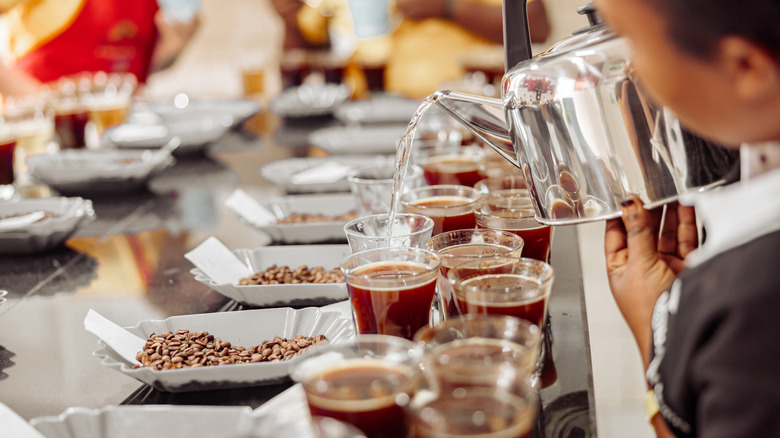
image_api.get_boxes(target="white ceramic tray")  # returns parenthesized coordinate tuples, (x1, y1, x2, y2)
(270, 84, 349, 118)
(191, 245, 351, 307)
(31, 405, 254, 438)
(0, 197, 96, 254)
(27, 149, 174, 195)
(102, 120, 229, 153)
(238, 193, 356, 244)
(260, 155, 394, 194)
(92, 307, 354, 392)
(309, 125, 405, 155)
(334, 96, 421, 124)
(147, 97, 261, 128)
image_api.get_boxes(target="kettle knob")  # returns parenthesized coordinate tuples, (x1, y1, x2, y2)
(577, 2, 602, 27)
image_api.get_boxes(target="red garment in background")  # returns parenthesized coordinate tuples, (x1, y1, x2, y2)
(14, 0, 159, 83)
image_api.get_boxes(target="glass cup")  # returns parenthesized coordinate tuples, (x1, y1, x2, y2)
(280, 49, 309, 89)
(347, 164, 424, 217)
(341, 247, 441, 340)
(361, 62, 387, 95)
(81, 72, 136, 141)
(426, 229, 524, 319)
(408, 388, 538, 438)
(47, 77, 90, 149)
(0, 125, 17, 200)
(413, 314, 541, 396)
(241, 56, 267, 100)
(3, 96, 55, 181)
(291, 335, 425, 438)
(308, 50, 348, 85)
(448, 257, 554, 328)
(416, 108, 475, 148)
(474, 177, 553, 262)
(477, 148, 522, 179)
(344, 213, 434, 253)
(420, 146, 484, 188)
(401, 185, 482, 236)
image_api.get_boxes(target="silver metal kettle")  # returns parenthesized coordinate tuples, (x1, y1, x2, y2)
(429, 2, 739, 225)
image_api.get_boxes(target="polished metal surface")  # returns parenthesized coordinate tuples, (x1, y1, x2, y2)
(432, 23, 739, 226)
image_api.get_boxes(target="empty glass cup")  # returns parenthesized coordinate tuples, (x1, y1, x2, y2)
(344, 213, 434, 253)
(347, 164, 424, 217)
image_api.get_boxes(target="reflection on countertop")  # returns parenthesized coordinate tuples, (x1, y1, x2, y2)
(0, 246, 98, 298)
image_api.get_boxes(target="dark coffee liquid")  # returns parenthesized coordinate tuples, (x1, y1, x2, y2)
(0, 140, 16, 185)
(347, 261, 437, 340)
(323, 65, 345, 84)
(280, 65, 308, 89)
(54, 110, 89, 149)
(437, 243, 513, 318)
(422, 155, 483, 187)
(438, 243, 514, 276)
(455, 274, 548, 327)
(478, 223, 552, 262)
(305, 360, 411, 438)
(430, 338, 534, 394)
(407, 196, 477, 236)
(363, 64, 386, 92)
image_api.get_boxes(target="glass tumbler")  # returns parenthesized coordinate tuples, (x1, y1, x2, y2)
(291, 335, 425, 438)
(344, 213, 434, 253)
(341, 247, 441, 340)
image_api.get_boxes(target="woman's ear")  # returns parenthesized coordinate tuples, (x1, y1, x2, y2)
(718, 36, 780, 105)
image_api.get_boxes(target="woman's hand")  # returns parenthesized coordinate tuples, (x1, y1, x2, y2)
(604, 195, 698, 366)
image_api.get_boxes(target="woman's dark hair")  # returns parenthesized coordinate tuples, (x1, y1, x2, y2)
(649, 0, 780, 61)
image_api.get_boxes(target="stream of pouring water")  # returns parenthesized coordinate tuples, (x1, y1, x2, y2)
(387, 94, 439, 235)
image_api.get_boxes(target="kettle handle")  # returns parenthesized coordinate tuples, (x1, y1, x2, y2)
(503, 0, 532, 71)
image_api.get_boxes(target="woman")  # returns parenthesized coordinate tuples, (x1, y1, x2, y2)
(598, 0, 780, 436)
(0, 0, 198, 91)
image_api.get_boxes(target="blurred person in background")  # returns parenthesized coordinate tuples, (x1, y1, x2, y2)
(272, 0, 550, 98)
(599, 0, 780, 436)
(0, 0, 199, 95)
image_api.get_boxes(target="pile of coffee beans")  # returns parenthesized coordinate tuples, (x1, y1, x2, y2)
(238, 264, 344, 285)
(133, 330, 328, 370)
(277, 211, 358, 223)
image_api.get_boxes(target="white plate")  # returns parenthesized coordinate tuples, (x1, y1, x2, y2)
(148, 97, 261, 128)
(92, 307, 355, 392)
(240, 193, 356, 244)
(101, 123, 171, 149)
(0, 289, 6, 306)
(270, 84, 349, 118)
(27, 149, 175, 195)
(260, 155, 394, 194)
(0, 197, 96, 254)
(309, 125, 405, 155)
(104, 114, 232, 153)
(191, 245, 351, 307)
(102, 121, 229, 153)
(334, 96, 421, 124)
(31, 405, 254, 438)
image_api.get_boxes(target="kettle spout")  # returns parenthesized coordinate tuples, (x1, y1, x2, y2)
(427, 90, 518, 168)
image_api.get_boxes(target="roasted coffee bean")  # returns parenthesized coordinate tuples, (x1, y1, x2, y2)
(276, 211, 358, 224)
(238, 265, 344, 286)
(132, 330, 328, 370)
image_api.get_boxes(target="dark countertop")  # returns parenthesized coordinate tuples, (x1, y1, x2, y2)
(0, 109, 595, 437)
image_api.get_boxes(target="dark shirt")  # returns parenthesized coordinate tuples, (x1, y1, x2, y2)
(650, 230, 780, 437)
